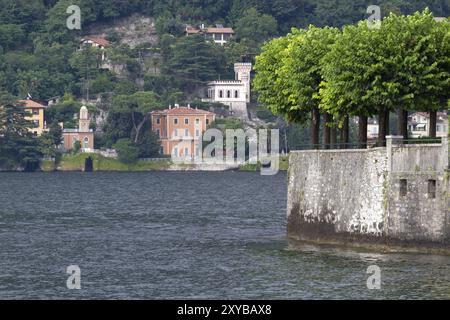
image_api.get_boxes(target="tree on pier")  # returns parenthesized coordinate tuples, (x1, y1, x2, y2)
(254, 10, 450, 148)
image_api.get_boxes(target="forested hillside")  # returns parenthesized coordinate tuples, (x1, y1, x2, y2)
(1, 0, 448, 101)
(0, 0, 449, 167)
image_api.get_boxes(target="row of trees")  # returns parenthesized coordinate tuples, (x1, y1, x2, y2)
(254, 10, 450, 148)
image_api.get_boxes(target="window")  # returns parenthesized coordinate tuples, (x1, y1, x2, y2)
(173, 147, 178, 156)
(195, 119, 200, 125)
(156, 129, 160, 137)
(416, 124, 426, 131)
(400, 179, 407, 197)
(206, 119, 210, 125)
(83, 137, 89, 149)
(227, 90, 231, 98)
(196, 129, 200, 137)
(174, 118, 178, 125)
(174, 129, 178, 137)
(185, 129, 189, 137)
(159, 147, 164, 154)
(219, 90, 223, 98)
(184, 148, 189, 156)
(235, 90, 239, 98)
(33, 109, 39, 115)
(184, 118, 189, 125)
(428, 180, 437, 199)
(156, 117, 160, 124)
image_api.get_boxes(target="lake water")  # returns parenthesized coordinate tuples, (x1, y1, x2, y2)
(0, 172, 449, 300)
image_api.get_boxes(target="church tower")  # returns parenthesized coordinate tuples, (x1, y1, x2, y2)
(79, 106, 90, 133)
(234, 63, 252, 103)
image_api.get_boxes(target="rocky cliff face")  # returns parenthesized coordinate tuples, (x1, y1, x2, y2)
(84, 14, 158, 48)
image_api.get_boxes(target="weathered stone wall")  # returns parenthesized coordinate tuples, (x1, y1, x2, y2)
(288, 149, 388, 244)
(288, 138, 450, 252)
(391, 144, 443, 172)
(387, 172, 447, 242)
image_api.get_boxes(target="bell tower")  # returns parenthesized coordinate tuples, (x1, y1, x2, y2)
(79, 106, 90, 132)
(234, 63, 252, 103)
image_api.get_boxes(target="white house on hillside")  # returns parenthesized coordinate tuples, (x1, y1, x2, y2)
(185, 24, 234, 46)
(202, 63, 252, 119)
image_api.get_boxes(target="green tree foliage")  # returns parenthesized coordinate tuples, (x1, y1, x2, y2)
(165, 35, 228, 92)
(0, 92, 42, 169)
(114, 138, 139, 164)
(234, 8, 278, 49)
(0, 24, 26, 51)
(255, 10, 450, 148)
(111, 91, 163, 143)
(72, 140, 81, 154)
(45, 93, 82, 128)
(321, 10, 450, 141)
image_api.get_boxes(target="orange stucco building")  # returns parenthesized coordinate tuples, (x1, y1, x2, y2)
(62, 106, 94, 151)
(151, 105, 215, 159)
(19, 99, 47, 136)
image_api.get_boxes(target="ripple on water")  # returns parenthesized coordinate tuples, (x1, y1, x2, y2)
(0, 172, 450, 299)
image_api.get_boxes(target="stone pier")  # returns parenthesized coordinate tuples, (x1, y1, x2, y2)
(287, 136, 450, 253)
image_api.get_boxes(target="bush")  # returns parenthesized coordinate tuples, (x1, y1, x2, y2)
(114, 139, 139, 164)
(73, 140, 81, 154)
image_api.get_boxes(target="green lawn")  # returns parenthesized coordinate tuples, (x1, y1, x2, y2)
(42, 153, 171, 172)
(239, 155, 289, 172)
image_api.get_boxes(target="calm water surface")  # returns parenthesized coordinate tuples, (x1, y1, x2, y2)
(0, 172, 449, 299)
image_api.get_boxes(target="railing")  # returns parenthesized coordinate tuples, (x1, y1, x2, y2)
(290, 141, 382, 151)
(291, 137, 443, 151)
(401, 138, 442, 145)
(139, 158, 171, 162)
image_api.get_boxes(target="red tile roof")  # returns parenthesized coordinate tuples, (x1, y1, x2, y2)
(152, 107, 214, 116)
(83, 37, 110, 47)
(186, 27, 234, 34)
(205, 27, 234, 34)
(18, 99, 46, 109)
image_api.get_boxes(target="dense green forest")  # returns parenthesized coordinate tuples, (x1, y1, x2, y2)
(1, 0, 448, 101)
(1, 0, 449, 168)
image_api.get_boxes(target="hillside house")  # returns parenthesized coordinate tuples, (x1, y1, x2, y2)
(202, 63, 252, 119)
(185, 24, 234, 46)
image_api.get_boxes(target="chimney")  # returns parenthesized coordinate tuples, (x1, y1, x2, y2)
(175, 103, 180, 108)
(169, 104, 172, 109)
(187, 104, 191, 109)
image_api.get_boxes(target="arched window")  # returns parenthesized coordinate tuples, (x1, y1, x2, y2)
(219, 90, 223, 98)
(227, 90, 231, 98)
(83, 137, 89, 149)
(235, 90, 239, 98)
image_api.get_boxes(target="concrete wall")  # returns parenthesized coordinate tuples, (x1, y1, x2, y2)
(287, 137, 450, 252)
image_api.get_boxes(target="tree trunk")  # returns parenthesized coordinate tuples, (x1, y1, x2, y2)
(134, 114, 150, 144)
(378, 108, 389, 147)
(323, 113, 331, 149)
(429, 110, 437, 138)
(340, 116, 349, 149)
(358, 115, 368, 148)
(396, 107, 408, 140)
(311, 107, 320, 149)
(330, 127, 337, 149)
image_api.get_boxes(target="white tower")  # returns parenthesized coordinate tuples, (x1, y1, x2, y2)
(234, 63, 252, 103)
(79, 106, 90, 132)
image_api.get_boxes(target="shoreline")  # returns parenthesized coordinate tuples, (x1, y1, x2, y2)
(1, 153, 289, 173)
